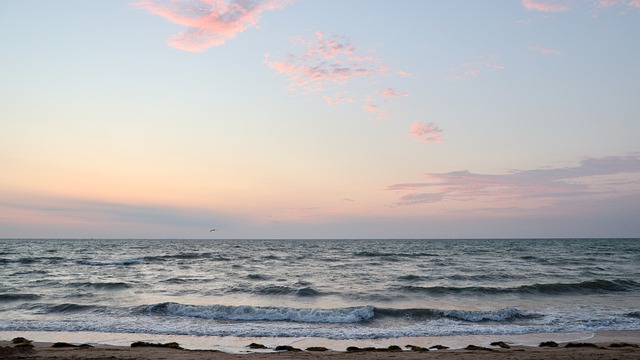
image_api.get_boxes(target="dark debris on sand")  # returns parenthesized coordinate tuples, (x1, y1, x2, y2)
(1, 338, 36, 359)
(539, 341, 559, 347)
(306, 346, 329, 351)
(51, 342, 94, 349)
(609, 342, 640, 348)
(405, 344, 429, 352)
(564, 342, 601, 348)
(131, 341, 183, 350)
(346, 345, 404, 352)
(490, 341, 511, 348)
(465, 344, 494, 351)
(274, 345, 302, 352)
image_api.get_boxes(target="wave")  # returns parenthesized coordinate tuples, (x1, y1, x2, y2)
(135, 302, 539, 325)
(353, 251, 438, 258)
(627, 311, 640, 319)
(28, 303, 104, 314)
(520, 279, 640, 293)
(66, 282, 132, 290)
(75, 253, 231, 266)
(0, 293, 41, 302)
(1, 256, 65, 264)
(143, 253, 230, 262)
(397, 279, 640, 295)
(246, 274, 270, 280)
(138, 303, 375, 323)
(77, 258, 144, 266)
(47, 303, 102, 313)
(375, 307, 539, 322)
(226, 285, 325, 297)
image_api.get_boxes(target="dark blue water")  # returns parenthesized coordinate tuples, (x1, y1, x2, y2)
(0, 238, 639, 339)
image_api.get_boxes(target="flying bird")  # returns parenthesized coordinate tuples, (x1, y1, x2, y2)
(210, 229, 216, 232)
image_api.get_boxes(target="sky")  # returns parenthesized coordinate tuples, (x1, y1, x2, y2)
(1, 0, 639, 239)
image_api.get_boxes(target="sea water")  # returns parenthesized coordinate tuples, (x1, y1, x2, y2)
(0, 238, 639, 349)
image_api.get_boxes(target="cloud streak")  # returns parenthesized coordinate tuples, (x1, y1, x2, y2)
(522, 0, 572, 13)
(266, 31, 409, 118)
(448, 55, 504, 81)
(408, 122, 444, 144)
(530, 46, 561, 55)
(521, 0, 640, 13)
(389, 154, 640, 206)
(131, 0, 291, 52)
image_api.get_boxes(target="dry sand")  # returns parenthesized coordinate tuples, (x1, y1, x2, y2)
(2, 331, 639, 360)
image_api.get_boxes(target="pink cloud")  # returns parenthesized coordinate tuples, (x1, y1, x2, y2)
(363, 103, 388, 120)
(131, 0, 291, 52)
(348, 56, 378, 62)
(265, 32, 380, 93)
(388, 154, 640, 206)
(379, 88, 409, 99)
(408, 122, 444, 144)
(530, 46, 561, 55)
(312, 31, 355, 59)
(449, 55, 504, 81)
(521, 0, 572, 12)
(522, 0, 640, 13)
(397, 71, 412, 77)
(393, 193, 445, 206)
(595, 0, 640, 8)
(322, 92, 354, 105)
(598, 0, 623, 6)
(266, 31, 408, 118)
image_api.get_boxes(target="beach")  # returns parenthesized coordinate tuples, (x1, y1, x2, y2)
(2, 239, 639, 358)
(2, 330, 640, 359)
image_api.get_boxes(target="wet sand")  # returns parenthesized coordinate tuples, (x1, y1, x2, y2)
(1, 331, 639, 359)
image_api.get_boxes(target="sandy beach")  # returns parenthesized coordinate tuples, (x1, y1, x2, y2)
(2, 331, 639, 359)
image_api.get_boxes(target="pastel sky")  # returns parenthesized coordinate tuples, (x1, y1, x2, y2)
(1, 0, 639, 239)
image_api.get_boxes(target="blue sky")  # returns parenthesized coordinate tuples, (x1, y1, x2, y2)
(1, 0, 639, 238)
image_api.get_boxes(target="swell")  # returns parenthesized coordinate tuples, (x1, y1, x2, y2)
(397, 279, 640, 295)
(18, 303, 105, 314)
(74, 253, 231, 266)
(374, 307, 540, 322)
(0, 293, 41, 302)
(226, 285, 325, 297)
(137, 303, 375, 323)
(135, 303, 538, 324)
(353, 251, 439, 258)
(66, 281, 132, 290)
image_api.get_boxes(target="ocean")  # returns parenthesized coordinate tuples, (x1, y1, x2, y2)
(1, 238, 639, 350)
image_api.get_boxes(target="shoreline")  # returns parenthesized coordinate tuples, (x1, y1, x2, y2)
(2, 330, 639, 359)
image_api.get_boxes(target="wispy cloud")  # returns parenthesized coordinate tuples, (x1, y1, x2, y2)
(0, 194, 233, 230)
(522, 0, 640, 13)
(131, 0, 291, 52)
(322, 91, 354, 105)
(394, 193, 445, 206)
(521, 0, 572, 12)
(363, 103, 388, 120)
(530, 46, 561, 55)
(448, 55, 504, 81)
(389, 154, 640, 207)
(265, 32, 379, 92)
(379, 88, 409, 99)
(408, 122, 444, 144)
(597, 0, 640, 8)
(265, 31, 409, 118)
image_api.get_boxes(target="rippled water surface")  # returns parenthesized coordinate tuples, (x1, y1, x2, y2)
(1, 238, 639, 339)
